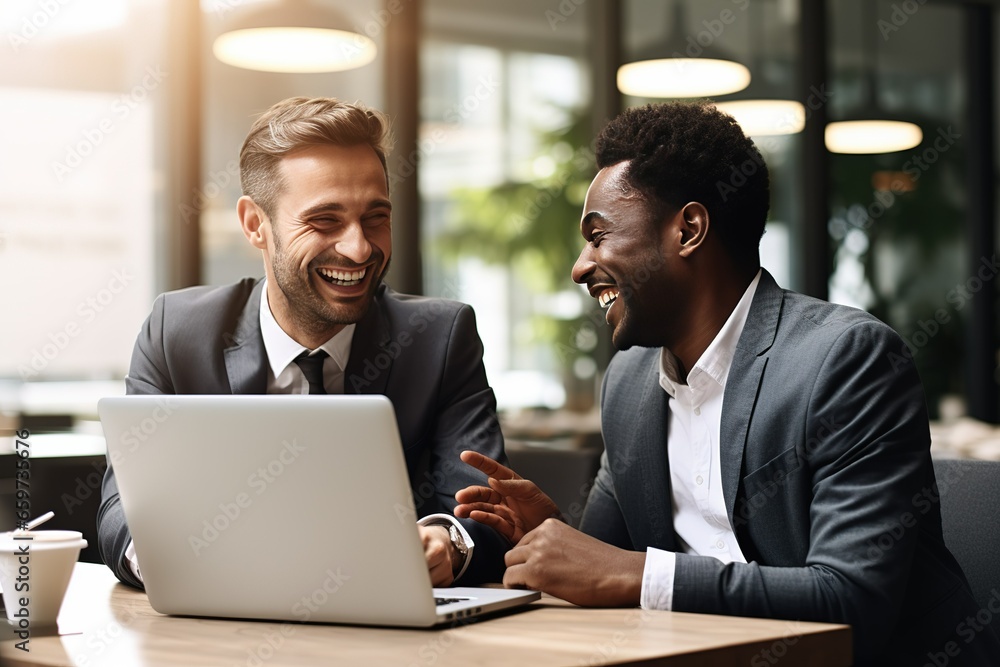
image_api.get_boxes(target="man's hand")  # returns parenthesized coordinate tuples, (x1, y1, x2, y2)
(418, 525, 458, 586)
(454, 450, 562, 545)
(503, 519, 645, 607)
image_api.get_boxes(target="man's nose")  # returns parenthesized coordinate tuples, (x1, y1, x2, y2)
(335, 221, 372, 264)
(571, 246, 595, 285)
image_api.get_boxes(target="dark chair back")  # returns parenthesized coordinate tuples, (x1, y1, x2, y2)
(933, 457, 1000, 640)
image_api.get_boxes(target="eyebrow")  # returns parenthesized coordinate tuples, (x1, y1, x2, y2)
(299, 199, 392, 218)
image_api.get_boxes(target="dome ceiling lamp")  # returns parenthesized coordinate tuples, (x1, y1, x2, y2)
(824, 0, 921, 154)
(212, 0, 376, 74)
(617, 2, 751, 99)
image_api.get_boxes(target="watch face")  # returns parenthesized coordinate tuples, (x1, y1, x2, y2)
(448, 525, 468, 554)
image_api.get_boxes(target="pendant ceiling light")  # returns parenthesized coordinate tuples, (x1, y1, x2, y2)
(617, 2, 750, 99)
(825, 1, 921, 154)
(713, 0, 804, 136)
(213, 0, 376, 74)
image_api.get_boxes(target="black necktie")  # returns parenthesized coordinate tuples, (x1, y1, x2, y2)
(293, 350, 329, 395)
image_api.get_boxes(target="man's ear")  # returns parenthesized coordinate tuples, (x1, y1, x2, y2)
(237, 196, 269, 250)
(676, 202, 710, 258)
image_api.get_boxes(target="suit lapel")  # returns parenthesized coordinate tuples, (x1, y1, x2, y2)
(223, 280, 269, 394)
(720, 270, 784, 525)
(344, 286, 393, 396)
(627, 353, 676, 550)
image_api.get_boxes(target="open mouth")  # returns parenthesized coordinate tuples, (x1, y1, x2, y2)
(598, 288, 619, 310)
(316, 267, 367, 287)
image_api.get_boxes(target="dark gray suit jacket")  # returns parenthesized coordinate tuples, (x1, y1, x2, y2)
(580, 270, 1000, 666)
(98, 278, 508, 587)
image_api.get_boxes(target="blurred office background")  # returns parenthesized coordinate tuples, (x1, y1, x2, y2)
(1, 0, 999, 556)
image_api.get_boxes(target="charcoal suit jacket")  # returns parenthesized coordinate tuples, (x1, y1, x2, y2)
(98, 278, 508, 588)
(580, 270, 1000, 665)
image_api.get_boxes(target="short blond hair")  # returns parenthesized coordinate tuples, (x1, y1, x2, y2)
(239, 96, 393, 218)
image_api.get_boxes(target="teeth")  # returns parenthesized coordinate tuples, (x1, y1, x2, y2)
(318, 267, 367, 285)
(598, 290, 619, 309)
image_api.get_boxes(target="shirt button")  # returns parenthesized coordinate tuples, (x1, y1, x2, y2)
(695, 475, 704, 485)
(693, 407, 701, 416)
(716, 540, 725, 550)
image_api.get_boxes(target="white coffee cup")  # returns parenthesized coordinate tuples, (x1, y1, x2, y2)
(0, 530, 87, 628)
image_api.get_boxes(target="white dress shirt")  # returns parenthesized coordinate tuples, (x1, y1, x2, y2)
(258, 284, 355, 394)
(126, 280, 474, 582)
(640, 269, 761, 610)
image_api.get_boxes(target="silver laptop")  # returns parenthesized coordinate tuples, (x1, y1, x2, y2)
(98, 395, 539, 627)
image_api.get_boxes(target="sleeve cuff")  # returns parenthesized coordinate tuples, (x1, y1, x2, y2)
(124, 539, 143, 583)
(418, 513, 475, 582)
(640, 546, 675, 611)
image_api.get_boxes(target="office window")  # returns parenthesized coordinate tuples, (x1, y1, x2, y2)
(828, 0, 968, 416)
(420, 0, 594, 410)
(0, 0, 163, 382)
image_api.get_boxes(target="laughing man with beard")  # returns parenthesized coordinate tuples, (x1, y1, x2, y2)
(98, 97, 508, 590)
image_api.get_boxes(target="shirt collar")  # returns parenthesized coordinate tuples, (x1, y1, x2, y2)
(659, 269, 762, 399)
(259, 280, 355, 380)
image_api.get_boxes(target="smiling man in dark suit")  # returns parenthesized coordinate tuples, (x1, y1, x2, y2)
(455, 102, 1000, 665)
(98, 97, 507, 589)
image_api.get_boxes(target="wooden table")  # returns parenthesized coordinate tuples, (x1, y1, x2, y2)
(1, 563, 851, 666)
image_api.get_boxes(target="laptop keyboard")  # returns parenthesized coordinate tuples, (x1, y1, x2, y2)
(435, 597, 471, 606)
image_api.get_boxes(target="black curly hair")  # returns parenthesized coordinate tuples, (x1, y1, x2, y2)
(596, 102, 770, 266)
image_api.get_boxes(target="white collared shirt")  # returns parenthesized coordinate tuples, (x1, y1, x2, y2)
(125, 280, 473, 583)
(640, 269, 762, 611)
(259, 280, 355, 394)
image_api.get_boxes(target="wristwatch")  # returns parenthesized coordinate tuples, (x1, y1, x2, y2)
(447, 524, 470, 568)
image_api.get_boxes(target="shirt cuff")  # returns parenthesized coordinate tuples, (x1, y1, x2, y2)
(124, 539, 143, 583)
(640, 546, 675, 611)
(417, 513, 475, 582)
